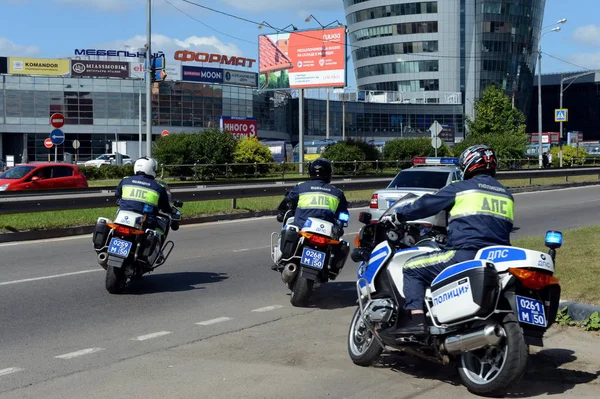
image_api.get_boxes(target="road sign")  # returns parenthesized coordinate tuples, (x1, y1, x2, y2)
(50, 113, 65, 129)
(44, 138, 53, 149)
(72, 140, 80, 149)
(50, 129, 65, 145)
(429, 120, 443, 137)
(161, 129, 169, 136)
(431, 137, 442, 149)
(555, 109, 568, 122)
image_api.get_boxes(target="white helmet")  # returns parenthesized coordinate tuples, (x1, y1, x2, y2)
(134, 157, 158, 178)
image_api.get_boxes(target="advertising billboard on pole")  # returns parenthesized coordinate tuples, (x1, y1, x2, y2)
(258, 26, 346, 89)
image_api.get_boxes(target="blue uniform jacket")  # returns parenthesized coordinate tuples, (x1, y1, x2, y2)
(115, 175, 173, 218)
(395, 174, 514, 250)
(279, 179, 349, 229)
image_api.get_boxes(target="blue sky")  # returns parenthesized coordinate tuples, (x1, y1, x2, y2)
(0, 0, 598, 88)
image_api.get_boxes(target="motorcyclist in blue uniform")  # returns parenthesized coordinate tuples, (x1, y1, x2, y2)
(115, 157, 173, 235)
(273, 158, 350, 273)
(381, 145, 514, 336)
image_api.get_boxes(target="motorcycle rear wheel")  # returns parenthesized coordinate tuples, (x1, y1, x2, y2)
(457, 312, 528, 396)
(289, 275, 313, 307)
(347, 307, 383, 366)
(105, 265, 126, 294)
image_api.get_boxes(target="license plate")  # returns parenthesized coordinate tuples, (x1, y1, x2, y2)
(516, 295, 547, 327)
(300, 247, 326, 270)
(107, 238, 132, 258)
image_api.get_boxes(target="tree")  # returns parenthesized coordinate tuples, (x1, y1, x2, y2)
(550, 145, 588, 167)
(455, 85, 528, 162)
(466, 85, 527, 136)
(321, 138, 379, 173)
(232, 137, 275, 176)
(383, 137, 451, 161)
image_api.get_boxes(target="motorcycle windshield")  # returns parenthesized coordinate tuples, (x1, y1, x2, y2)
(380, 193, 420, 218)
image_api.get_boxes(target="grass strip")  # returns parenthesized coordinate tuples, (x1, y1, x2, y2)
(0, 190, 375, 233)
(512, 226, 600, 306)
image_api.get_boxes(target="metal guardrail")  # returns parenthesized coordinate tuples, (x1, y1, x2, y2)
(1, 167, 600, 215)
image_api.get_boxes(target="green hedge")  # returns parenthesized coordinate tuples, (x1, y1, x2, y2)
(78, 164, 134, 181)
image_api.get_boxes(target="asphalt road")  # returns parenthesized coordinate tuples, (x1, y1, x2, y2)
(1, 185, 599, 397)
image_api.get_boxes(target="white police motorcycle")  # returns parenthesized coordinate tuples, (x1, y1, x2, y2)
(347, 194, 562, 396)
(270, 206, 351, 307)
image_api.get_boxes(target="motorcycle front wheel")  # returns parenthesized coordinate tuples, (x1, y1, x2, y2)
(347, 307, 383, 366)
(457, 312, 529, 396)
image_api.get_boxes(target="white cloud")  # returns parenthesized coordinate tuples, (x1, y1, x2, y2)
(0, 37, 40, 57)
(95, 33, 244, 58)
(572, 24, 600, 47)
(567, 53, 600, 70)
(219, 0, 339, 12)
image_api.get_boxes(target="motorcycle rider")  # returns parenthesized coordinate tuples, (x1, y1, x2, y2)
(382, 145, 514, 336)
(115, 157, 174, 242)
(273, 158, 350, 272)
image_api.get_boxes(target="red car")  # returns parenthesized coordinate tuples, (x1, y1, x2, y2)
(0, 163, 88, 191)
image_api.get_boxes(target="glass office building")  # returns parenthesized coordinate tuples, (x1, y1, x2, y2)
(344, 0, 546, 119)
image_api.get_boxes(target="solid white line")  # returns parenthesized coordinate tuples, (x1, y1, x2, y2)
(0, 234, 91, 247)
(55, 347, 104, 360)
(132, 331, 172, 341)
(195, 317, 233, 326)
(251, 305, 284, 313)
(0, 269, 102, 287)
(0, 367, 23, 377)
(233, 245, 271, 253)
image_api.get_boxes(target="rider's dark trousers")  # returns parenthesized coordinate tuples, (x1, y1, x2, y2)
(403, 249, 478, 311)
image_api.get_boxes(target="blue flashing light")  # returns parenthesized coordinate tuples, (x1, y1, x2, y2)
(143, 204, 154, 214)
(545, 230, 563, 247)
(338, 212, 350, 222)
(412, 157, 459, 166)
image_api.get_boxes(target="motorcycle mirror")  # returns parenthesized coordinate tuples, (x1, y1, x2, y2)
(358, 212, 372, 225)
(173, 200, 184, 208)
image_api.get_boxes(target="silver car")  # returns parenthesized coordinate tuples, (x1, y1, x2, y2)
(367, 157, 463, 223)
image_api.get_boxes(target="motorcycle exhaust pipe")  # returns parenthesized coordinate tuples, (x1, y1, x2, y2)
(442, 324, 505, 355)
(97, 252, 109, 269)
(281, 263, 298, 284)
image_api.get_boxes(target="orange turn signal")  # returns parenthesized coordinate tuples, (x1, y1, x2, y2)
(299, 231, 339, 246)
(107, 222, 145, 236)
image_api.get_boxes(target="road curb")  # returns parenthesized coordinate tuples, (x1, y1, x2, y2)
(559, 300, 600, 322)
(1, 181, 599, 244)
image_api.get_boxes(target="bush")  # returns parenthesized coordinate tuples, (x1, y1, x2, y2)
(550, 145, 588, 167)
(78, 164, 136, 181)
(383, 137, 451, 161)
(321, 139, 379, 174)
(153, 129, 238, 180)
(231, 137, 274, 176)
(453, 132, 528, 163)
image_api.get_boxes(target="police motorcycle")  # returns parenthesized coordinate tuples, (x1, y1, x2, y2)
(270, 195, 351, 307)
(92, 181, 183, 294)
(347, 194, 562, 396)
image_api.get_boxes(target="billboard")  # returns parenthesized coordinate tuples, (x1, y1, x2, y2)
(71, 60, 130, 78)
(9, 57, 70, 76)
(0, 57, 7, 74)
(258, 27, 346, 89)
(223, 69, 258, 88)
(182, 66, 223, 84)
(220, 116, 258, 139)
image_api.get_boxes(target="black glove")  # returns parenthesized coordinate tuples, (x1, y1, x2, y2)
(276, 213, 285, 223)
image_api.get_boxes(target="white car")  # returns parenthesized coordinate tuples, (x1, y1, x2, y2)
(84, 154, 133, 168)
(367, 157, 463, 222)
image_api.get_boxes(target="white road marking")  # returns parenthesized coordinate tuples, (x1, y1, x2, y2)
(0, 234, 91, 247)
(55, 347, 104, 359)
(0, 367, 23, 377)
(132, 331, 172, 341)
(233, 245, 271, 253)
(195, 317, 233, 326)
(251, 305, 284, 313)
(0, 269, 102, 287)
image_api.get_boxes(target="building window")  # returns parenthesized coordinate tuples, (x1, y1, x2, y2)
(353, 41, 438, 60)
(356, 60, 439, 79)
(347, 2, 438, 25)
(350, 21, 438, 42)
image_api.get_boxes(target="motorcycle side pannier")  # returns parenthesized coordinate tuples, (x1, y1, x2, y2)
(429, 259, 500, 324)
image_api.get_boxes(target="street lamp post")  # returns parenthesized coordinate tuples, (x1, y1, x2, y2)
(537, 19, 566, 168)
(145, 0, 152, 158)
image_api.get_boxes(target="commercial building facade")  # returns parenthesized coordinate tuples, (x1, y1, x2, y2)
(343, 0, 546, 120)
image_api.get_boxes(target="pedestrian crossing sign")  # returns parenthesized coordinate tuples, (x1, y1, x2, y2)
(555, 109, 568, 122)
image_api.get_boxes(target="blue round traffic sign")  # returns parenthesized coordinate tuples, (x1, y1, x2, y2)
(50, 129, 65, 145)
